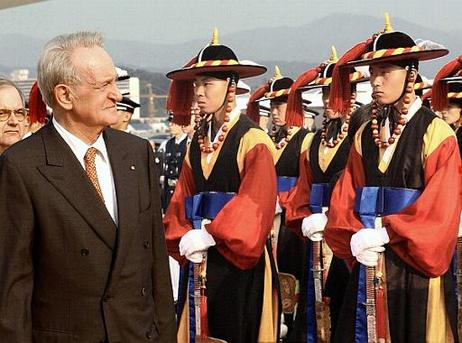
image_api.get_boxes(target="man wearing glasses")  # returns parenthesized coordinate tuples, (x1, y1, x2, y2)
(0, 78, 29, 154)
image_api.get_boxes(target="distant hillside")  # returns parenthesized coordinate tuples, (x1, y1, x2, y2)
(0, 13, 460, 93)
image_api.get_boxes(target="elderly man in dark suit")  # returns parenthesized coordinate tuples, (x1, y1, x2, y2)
(0, 31, 176, 342)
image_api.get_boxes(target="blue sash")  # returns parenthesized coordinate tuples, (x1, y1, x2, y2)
(353, 187, 421, 343)
(185, 192, 236, 229)
(309, 183, 331, 214)
(182, 192, 236, 343)
(277, 176, 298, 193)
(305, 183, 332, 343)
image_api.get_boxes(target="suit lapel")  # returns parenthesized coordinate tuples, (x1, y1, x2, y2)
(103, 129, 139, 281)
(37, 123, 117, 250)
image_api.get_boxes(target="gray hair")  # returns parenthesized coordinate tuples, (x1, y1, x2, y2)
(0, 78, 25, 107)
(37, 31, 104, 108)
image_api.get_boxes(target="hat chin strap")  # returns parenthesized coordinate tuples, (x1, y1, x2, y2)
(371, 64, 417, 148)
(391, 65, 416, 108)
(203, 77, 234, 117)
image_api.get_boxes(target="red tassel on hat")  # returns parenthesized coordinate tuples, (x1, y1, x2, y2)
(422, 89, 432, 102)
(166, 58, 196, 118)
(166, 80, 194, 116)
(329, 36, 375, 115)
(171, 113, 192, 126)
(28, 81, 47, 124)
(246, 84, 268, 124)
(285, 67, 320, 127)
(431, 55, 462, 111)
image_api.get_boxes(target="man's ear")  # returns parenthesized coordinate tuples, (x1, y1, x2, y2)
(122, 112, 131, 123)
(409, 69, 418, 80)
(54, 84, 73, 111)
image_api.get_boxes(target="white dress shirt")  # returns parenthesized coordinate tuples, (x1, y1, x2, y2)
(175, 133, 187, 145)
(53, 118, 118, 225)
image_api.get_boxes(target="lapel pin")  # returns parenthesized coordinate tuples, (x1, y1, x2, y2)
(130, 165, 136, 170)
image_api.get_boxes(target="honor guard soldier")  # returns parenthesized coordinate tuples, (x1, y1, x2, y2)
(247, 66, 314, 338)
(283, 46, 369, 342)
(432, 57, 462, 338)
(164, 29, 280, 343)
(325, 14, 460, 342)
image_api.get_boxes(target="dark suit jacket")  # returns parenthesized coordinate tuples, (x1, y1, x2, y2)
(0, 123, 176, 342)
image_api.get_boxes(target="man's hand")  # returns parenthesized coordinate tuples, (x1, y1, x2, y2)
(185, 251, 205, 263)
(301, 213, 328, 241)
(350, 227, 389, 257)
(355, 246, 385, 267)
(179, 219, 215, 258)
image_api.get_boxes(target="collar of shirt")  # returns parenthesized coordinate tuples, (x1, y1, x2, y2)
(381, 96, 422, 142)
(206, 106, 240, 144)
(175, 133, 187, 145)
(52, 117, 110, 168)
(404, 96, 422, 123)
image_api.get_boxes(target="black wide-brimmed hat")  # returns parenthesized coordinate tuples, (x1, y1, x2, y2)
(330, 13, 448, 115)
(413, 74, 431, 90)
(262, 66, 294, 100)
(298, 47, 368, 92)
(246, 66, 296, 124)
(166, 29, 266, 81)
(343, 15, 448, 68)
(446, 81, 462, 100)
(236, 80, 251, 95)
(431, 55, 462, 110)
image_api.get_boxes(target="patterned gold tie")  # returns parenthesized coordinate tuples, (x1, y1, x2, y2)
(84, 147, 105, 202)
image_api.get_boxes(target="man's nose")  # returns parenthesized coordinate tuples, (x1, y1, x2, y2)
(194, 85, 204, 97)
(110, 84, 123, 102)
(6, 113, 19, 125)
(371, 75, 381, 88)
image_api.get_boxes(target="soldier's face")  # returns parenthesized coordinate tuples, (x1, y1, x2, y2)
(193, 76, 228, 114)
(270, 101, 287, 126)
(370, 63, 408, 105)
(322, 87, 341, 119)
(169, 122, 182, 136)
(437, 103, 461, 126)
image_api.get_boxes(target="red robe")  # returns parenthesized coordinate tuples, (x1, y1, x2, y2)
(164, 114, 280, 343)
(164, 128, 277, 270)
(325, 109, 461, 342)
(325, 119, 461, 276)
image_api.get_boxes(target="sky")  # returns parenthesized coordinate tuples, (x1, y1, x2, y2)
(0, 0, 460, 44)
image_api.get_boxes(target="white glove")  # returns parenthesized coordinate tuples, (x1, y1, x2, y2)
(355, 246, 385, 267)
(185, 251, 204, 264)
(275, 196, 283, 215)
(179, 220, 216, 258)
(350, 227, 389, 257)
(301, 213, 328, 241)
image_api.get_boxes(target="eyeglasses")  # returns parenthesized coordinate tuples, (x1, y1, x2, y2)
(0, 108, 28, 122)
